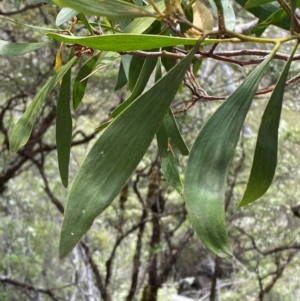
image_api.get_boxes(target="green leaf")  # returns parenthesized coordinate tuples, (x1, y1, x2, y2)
(59, 42, 199, 259)
(234, 0, 292, 31)
(163, 110, 189, 156)
(56, 8, 78, 26)
(56, 54, 73, 188)
(114, 61, 128, 91)
(73, 52, 101, 109)
(9, 56, 78, 153)
(222, 0, 236, 30)
(77, 13, 94, 35)
(128, 55, 146, 91)
(184, 51, 276, 258)
(239, 43, 298, 207)
(53, 0, 155, 19)
(245, 0, 276, 9)
(157, 123, 183, 195)
(123, 1, 165, 34)
(0, 40, 48, 56)
(46, 33, 220, 52)
(112, 56, 157, 118)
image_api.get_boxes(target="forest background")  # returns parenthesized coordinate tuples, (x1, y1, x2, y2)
(1, 0, 300, 300)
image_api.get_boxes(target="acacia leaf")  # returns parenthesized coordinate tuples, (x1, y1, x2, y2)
(59, 41, 199, 259)
(53, 0, 155, 19)
(46, 33, 220, 52)
(56, 54, 73, 188)
(9, 57, 78, 153)
(56, 7, 78, 26)
(0, 40, 48, 56)
(112, 56, 157, 118)
(157, 122, 183, 195)
(239, 43, 298, 207)
(184, 52, 275, 257)
(73, 52, 101, 109)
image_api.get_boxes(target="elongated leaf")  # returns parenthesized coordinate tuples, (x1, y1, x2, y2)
(157, 123, 183, 195)
(112, 56, 157, 117)
(164, 109, 189, 156)
(124, 1, 165, 34)
(53, 0, 155, 19)
(245, 0, 276, 8)
(234, 0, 292, 31)
(239, 43, 298, 207)
(73, 52, 101, 109)
(0, 40, 48, 56)
(9, 57, 78, 153)
(184, 52, 276, 257)
(56, 7, 78, 26)
(56, 55, 73, 188)
(59, 43, 199, 259)
(0, 16, 59, 32)
(114, 62, 128, 91)
(128, 55, 146, 91)
(222, 0, 236, 30)
(46, 33, 220, 51)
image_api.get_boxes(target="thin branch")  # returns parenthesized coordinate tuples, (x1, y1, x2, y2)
(0, 277, 60, 301)
(0, 3, 44, 16)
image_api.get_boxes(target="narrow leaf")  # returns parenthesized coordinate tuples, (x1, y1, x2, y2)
(0, 40, 48, 56)
(112, 56, 157, 118)
(124, 1, 165, 34)
(73, 52, 101, 109)
(239, 43, 298, 207)
(56, 55, 73, 188)
(114, 62, 128, 91)
(59, 43, 199, 259)
(157, 123, 183, 195)
(53, 0, 155, 19)
(9, 57, 78, 153)
(56, 8, 78, 26)
(46, 33, 220, 52)
(184, 51, 276, 257)
(164, 110, 189, 156)
(245, 0, 276, 9)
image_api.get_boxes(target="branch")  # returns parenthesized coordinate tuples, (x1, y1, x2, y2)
(0, 3, 44, 16)
(0, 277, 60, 301)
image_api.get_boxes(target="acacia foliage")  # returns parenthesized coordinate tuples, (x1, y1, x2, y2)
(4, 0, 300, 258)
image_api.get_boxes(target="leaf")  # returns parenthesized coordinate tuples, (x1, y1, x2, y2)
(184, 51, 276, 257)
(56, 7, 78, 26)
(114, 61, 128, 91)
(239, 43, 298, 207)
(59, 42, 199, 259)
(56, 54, 73, 188)
(234, 0, 292, 31)
(73, 52, 101, 109)
(112, 56, 157, 118)
(0, 16, 59, 32)
(123, 0, 165, 34)
(0, 40, 48, 56)
(222, 0, 236, 30)
(157, 123, 183, 195)
(245, 0, 276, 9)
(164, 110, 189, 156)
(9, 56, 78, 153)
(185, 0, 214, 37)
(46, 33, 220, 52)
(128, 55, 146, 91)
(53, 0, 155, 19)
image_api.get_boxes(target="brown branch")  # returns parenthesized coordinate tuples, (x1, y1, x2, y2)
(0, 277, 60, 301)
(0, 3, 44, 16)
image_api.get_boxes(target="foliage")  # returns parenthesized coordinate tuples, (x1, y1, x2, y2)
(1, 0, 300, 300)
